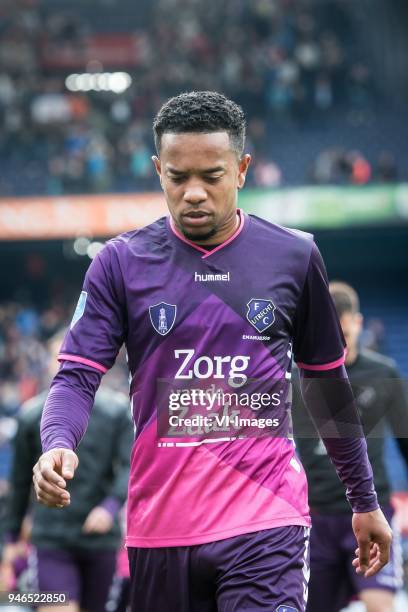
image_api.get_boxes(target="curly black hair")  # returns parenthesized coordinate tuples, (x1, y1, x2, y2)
(153, 91, 246, 157)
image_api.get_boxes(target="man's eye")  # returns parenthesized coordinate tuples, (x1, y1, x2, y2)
(205, 176, 222, 183)
(170, 176, 185, 183)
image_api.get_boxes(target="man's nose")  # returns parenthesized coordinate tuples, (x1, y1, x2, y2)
(183, 184, 208, 204)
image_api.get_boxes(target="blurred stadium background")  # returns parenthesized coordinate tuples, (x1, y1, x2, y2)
(0, 0, 407, 609)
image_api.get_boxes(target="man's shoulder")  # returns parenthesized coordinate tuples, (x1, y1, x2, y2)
(248, 214, 313, 246)
(91, 217, 168, 276)
(247, 214, 314, 268)
(107, 216, 168, 252)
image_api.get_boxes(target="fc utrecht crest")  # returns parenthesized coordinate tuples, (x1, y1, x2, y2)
(149, 302, 177, 336)
(246, 298, 276, 333)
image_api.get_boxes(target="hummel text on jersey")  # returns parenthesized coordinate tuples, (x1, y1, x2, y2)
(194, 272, 230, 282)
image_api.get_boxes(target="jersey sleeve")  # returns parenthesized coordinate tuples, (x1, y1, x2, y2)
(59, 243, 127, 373)
(293, 242, 346, 370)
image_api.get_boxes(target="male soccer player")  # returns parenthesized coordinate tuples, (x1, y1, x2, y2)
(292, 281, 408, 612)
(33, 92, 392, 612)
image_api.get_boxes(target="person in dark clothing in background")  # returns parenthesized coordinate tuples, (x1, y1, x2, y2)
(0, 331, 133, 612)
(292, 281, 408, 612)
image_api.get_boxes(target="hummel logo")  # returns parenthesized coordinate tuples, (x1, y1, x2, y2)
(194, 272, 230, 282)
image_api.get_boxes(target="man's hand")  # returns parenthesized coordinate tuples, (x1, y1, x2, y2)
(33, 448, 79, 508)
(352, 508, 393, 577)
(82, 506, 114, 534)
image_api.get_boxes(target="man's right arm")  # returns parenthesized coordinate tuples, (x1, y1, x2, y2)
(35, 243, 126, 507)
(41, 361, 102, 451)
(33, 362, 103, 507)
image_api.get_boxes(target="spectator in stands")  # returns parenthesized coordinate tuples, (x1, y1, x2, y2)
(377, 151, 398, 183)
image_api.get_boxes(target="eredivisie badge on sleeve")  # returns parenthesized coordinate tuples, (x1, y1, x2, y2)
(149, 302, 177, 336)
(70, 291, 88, 329)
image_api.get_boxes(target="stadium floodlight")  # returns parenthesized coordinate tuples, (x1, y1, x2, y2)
(87, 241, 105, 260)
(65, 72, 132, 94)
(109, 72, 132, 94)
(65, 74, 79, 92)
(98, 73, 111, 91)
(73, 237, 91, 256)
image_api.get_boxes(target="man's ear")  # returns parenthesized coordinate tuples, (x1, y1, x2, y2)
(238, 154, 251, 189)
(152, 156, 163, 188)
(152, 155, 161, 177)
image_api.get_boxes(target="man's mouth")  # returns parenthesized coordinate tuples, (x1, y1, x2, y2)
(183, 210, 210, 218)
(182, 211, 212, 226)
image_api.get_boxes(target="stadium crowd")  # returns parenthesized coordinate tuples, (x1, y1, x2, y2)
(0, 300, 128, 411)
(0, 0, 397, 196)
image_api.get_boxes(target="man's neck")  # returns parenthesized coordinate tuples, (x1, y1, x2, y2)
(192, 211, 240, 247)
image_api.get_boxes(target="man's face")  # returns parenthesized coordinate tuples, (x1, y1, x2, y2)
(153, 132, 251, 242)
(339, 311, 363, 353)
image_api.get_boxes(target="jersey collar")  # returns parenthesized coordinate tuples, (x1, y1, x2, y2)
(167, 208, 247, 259)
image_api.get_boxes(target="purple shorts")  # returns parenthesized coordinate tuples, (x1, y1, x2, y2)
(306, 506, 403, 612)
(29, 547, 116, 611)
(128, 526, 310, 612)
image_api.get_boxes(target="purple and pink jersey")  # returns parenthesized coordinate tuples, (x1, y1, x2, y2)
(58, 210, 346, 548)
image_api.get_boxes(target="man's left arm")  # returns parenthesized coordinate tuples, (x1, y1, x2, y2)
(293, 241, 392, 577)
(299, 365, 392, 576)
